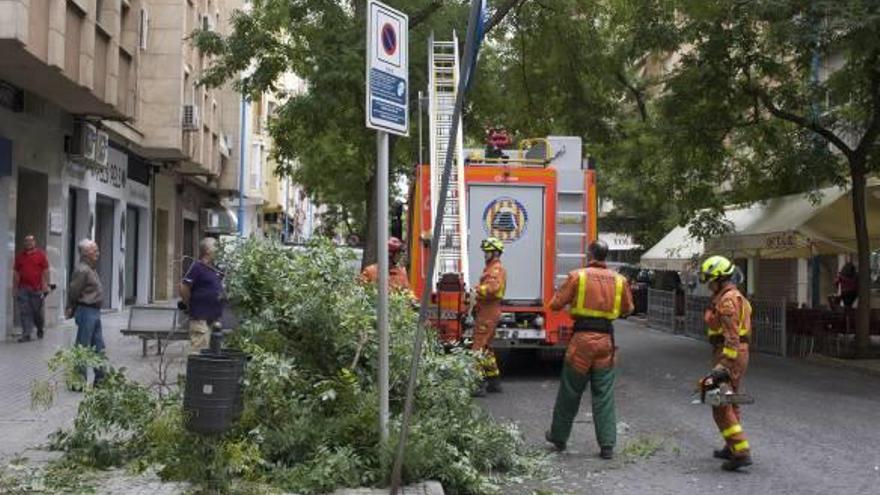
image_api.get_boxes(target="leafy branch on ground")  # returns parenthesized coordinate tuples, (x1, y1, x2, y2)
(621, 435, 678, 464)
(36, 239, 542, 494)
(0, 457, 97, 494)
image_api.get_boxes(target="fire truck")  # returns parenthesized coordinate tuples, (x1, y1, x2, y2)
(407, 135, 598, 350)
(405, 33, 598, 352)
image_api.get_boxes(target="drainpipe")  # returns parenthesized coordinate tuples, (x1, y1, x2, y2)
(237, 95, 247, 237)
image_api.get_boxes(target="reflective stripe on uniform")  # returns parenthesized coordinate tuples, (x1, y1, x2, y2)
(722, 347, 738, 359)
(571, 270, 624, 319)
(706, 299, 752, 338)
(721, 424, 743, 438)
(732, 440, 750, 452)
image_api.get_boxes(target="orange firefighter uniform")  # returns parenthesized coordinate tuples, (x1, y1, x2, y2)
(471, 257, 506, 379)
(546, 261, 634, 450)
(359, 264, 411, 292)
(704, 283, 752, 459)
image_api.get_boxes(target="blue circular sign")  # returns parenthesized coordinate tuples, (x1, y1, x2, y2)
(381, 23, 397, 56)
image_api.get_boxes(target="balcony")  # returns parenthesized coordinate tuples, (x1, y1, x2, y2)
(0, 0, 126, 120)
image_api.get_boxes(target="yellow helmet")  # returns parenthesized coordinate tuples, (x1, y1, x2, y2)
(480, 237, 504, 253)
(699, 255, 735, 283)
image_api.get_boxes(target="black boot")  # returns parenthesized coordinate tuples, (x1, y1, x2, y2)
(487, 377, 503, 393)
(713, 447, 732, 460)
(471, 380, 488, 398)
(544, 431, 566, 451)
(599, 446, 614, 460)
(721, 455, 752, 471)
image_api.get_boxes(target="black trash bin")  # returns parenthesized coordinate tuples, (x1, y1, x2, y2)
(198, 348, 248, 419)
(184, 351, 244, 434)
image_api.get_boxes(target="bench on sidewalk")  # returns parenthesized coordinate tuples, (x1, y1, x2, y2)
(121, 306, 189, 357)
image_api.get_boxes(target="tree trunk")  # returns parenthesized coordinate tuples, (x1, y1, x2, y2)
(849, 166, 872, 357)
(362, 136, 399, 269)
(363, 171, 377, 269)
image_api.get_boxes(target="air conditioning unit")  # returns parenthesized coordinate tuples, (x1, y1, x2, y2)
(182, 104, 200, 131)
(200, 208, 220, 229)
(138, 8, 149, 50)
(94, 131, 109, 167)
(69, 122, 97, 162)
(201, 14, 215, 32)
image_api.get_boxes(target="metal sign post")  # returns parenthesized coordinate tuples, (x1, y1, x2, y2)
(390, 0, 484, 492)
(366, 0, 408, 445)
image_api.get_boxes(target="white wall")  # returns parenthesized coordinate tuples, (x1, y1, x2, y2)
(0, 100, 70, 340)
(66, 147, 153, 310)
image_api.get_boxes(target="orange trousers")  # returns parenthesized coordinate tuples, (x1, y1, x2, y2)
(471, 303, 500, 378)
(711, 343, 750, 457)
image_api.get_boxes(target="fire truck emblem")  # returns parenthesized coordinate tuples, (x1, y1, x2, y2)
(483, 197, 528, 242)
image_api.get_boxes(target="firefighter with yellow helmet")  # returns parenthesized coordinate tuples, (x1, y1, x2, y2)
(471, 237, 507, 396)
(700, 255, 753, 471)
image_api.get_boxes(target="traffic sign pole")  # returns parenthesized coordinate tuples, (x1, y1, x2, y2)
(366, 0, 407, 447)
(377, 130, 390, 444)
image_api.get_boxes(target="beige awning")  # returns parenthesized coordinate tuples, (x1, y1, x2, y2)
(642, 178, 880, 267)
(706, 179, 880, 258)
(640, 225, 703, 271)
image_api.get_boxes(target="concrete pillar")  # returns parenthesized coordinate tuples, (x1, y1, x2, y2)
(0, 172, 13, 341)
(747, 257, 757, 297)
(797, 258, 809, 307)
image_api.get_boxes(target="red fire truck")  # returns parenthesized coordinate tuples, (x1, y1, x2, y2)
(407, 136, 598, 351)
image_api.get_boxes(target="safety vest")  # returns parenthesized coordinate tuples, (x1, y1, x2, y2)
(570, 269, 625, 320)
(478, 278, 505, 299)
(707, 299, 752, 359)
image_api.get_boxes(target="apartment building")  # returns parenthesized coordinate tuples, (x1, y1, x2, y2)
(0, 0, 246, 340)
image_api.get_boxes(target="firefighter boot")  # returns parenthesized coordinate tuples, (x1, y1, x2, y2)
(713, 447, 733, 460)
(545, 431, 566, 451)
(599, 446, 614, 460)
(471, 380, 488, 398)
(721, 455, 753, 471)
(487, 377, 503, 393)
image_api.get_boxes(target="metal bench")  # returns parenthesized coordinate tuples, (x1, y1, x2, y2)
(121, 306, 189, 357)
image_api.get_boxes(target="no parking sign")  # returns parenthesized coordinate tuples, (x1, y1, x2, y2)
(366, 0, 408, 136)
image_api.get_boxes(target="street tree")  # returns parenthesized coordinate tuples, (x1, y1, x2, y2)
(194, 0, 522, 266)
(633, 0, 879, 355)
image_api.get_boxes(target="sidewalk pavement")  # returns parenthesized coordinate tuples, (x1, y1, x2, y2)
(0, 310, 446, 495)
(0, 307, 190, 462)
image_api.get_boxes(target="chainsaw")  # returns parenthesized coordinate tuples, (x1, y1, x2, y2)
(691, 370, 755, 407)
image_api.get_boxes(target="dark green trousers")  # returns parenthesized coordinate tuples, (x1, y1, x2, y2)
(549, 363, 616, 448)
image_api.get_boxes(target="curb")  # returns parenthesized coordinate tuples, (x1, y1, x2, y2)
(332, 481, 444, 495)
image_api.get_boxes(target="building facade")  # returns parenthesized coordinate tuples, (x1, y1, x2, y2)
(0, 0, 248, 340)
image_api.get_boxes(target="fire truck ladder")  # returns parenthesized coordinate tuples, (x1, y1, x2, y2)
(556, 178, 590, 282)
(428, 33, 469, 288)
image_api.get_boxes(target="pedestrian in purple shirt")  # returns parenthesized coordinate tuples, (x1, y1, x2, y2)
(179, 238, 224, 352)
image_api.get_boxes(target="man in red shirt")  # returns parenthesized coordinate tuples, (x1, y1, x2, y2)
(13, 235, 50, 342)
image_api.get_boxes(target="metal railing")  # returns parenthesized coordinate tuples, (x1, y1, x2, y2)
(682, 294, 787, 357)
(647, 289, 676, 332)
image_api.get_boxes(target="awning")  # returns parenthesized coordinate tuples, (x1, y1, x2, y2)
(640, 225, 703, 271)
(641, 178, 880, 269)
(599, 232, 642, 251)
(706, 179, 880, 258)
